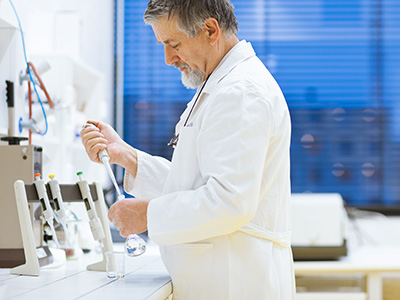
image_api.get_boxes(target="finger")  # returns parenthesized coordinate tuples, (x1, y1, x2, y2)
(83, 133, 108, 160)
(81, 130, 106, 152)
(84, 144, 105, 163)
(81, 129, 105, 144)
(80, 128, 95, 142)
(119, 228, 128, 238)
(80, 123, 100, 136)
(86, 120, 101, 128)
(108, 205, 115, 222)
(86, 137, 108, 151)
(108, 202, 120, 223)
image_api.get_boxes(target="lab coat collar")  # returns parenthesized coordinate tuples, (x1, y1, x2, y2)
(202, 40, 255, 94)
(176, 41, 255, 130)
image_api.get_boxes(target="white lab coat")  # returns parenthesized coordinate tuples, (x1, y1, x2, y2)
(125, 40, 296, 299)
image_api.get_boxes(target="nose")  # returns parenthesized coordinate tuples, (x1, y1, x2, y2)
(164, 46, 179, 66)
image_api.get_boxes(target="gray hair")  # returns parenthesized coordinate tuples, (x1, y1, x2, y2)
(144, 0, 238, 37)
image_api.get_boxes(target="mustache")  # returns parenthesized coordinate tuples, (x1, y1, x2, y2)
(174, 63, 191, 70)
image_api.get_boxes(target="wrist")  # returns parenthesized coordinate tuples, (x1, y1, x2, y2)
(118, 142, 138, 177)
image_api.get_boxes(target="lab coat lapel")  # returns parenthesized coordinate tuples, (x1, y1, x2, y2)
(202, 40, 256, 95)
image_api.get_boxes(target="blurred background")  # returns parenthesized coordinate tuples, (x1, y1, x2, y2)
(1, 0, 399, 212)
(118, 0, 400, 213)
(1, 0, 400, 298)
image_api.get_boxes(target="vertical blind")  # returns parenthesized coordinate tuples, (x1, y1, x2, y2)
(117, 0, 400, 211)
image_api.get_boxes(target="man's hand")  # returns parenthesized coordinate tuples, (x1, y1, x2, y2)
(108, 198, 150, 237)
(80, 120, 124, 164)
(80, 120, 139, 177)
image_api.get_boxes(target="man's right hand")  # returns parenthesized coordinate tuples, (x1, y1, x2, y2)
(80, 120, 116, 164)
(80, 120, 139, 177)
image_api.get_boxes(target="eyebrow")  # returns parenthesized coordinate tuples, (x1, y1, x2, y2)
(157, 39, 176, 45)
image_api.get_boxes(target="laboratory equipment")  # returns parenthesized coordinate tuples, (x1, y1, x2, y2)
(18, 61, 54, 143)
(0, 144, 43, 268)
(11, 180, 113, 276)
(8, 0, 53, 142)
(1, 80, 28, 145)
(19, 60, 51, 85)
(48, 174, 71, 248)
(125, 234, 146, 257)
(76, 171, 105, 245)
(82, 122, 124, 201)
(33, 173, 60, 248)
(12, 180, 41, 276)
(82, 122, 146, 256)
(106, 251, 125, 279)
(291, 193, 348, 260)
(5, 80, 15, 136)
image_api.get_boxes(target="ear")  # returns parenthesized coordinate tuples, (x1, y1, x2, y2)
(203, 18, 220, 46)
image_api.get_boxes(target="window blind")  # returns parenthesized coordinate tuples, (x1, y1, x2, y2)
(117, 0, 400, 211)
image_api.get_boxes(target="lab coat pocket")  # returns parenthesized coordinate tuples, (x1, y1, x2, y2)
(162, 243, 214, 300)
(165, 126, 200, 193)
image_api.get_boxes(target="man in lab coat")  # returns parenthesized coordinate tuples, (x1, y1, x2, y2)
(81, 0, 296, 298)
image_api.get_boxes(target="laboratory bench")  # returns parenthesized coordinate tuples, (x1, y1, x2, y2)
(294, 245, 400, 300)
(0, 243, 172, 300)
(1, 243, 400, 300)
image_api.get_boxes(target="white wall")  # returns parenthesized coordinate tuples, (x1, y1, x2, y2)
(24, 0, 114, 123)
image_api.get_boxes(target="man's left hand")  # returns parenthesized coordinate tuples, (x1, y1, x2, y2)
(108, 198, 150, 237)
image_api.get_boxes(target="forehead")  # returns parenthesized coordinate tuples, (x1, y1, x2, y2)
(152, 16, 187, 44)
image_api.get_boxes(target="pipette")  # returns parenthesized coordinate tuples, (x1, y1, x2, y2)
(82, 122, 146, 256)
(48, 174, 72, 248)
(82, 123, 124, 201)
(76, 171, 105, 247)
(33, 173, 60, 248)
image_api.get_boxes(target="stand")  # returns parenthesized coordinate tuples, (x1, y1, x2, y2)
(11, 180, 113, 276)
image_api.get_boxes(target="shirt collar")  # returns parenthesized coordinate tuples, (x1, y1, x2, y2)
(201, 40, 255, 94)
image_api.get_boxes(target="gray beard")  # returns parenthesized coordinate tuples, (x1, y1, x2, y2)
(181, 68, 206, 89)
(174, 63, 206, 89)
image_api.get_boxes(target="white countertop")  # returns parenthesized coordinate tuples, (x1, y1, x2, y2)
(294, 246, 400, 273)
(0, 243, 172, 300)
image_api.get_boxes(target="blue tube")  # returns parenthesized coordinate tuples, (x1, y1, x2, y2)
(8, 0, 49, 135)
